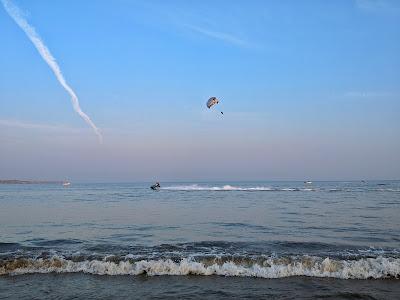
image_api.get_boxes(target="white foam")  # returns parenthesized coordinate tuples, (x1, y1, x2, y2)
(378, 188, 400, 192)
(2, 256, 400, 279)
(160, 185, 312, 192)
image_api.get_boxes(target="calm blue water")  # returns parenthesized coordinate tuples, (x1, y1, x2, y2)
(1, 181, 400, 299)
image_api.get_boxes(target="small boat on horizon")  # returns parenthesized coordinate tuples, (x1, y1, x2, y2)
(62, 181, 71, 187)
(304, 181, 312, 184)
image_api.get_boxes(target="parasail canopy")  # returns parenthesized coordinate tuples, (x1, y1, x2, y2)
(206, 97, 219, 109)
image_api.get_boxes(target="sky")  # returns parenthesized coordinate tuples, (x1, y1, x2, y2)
(0, 0, 399, 182)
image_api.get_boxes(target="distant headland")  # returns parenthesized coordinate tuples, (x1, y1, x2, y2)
(0, 179, 64, 184)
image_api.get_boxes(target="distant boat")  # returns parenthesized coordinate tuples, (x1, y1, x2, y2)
(62, 181, 71, 187)
(304, 181, 312, 184)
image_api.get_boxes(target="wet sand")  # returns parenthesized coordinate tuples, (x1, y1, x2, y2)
(1, 273, 399, 300)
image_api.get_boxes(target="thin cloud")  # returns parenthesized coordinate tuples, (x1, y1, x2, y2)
(355, 0, 400, 14)
(134, 2, 253, 48)
(344, 91, 395, 98)
(0, 119, 83, 133)
(185, 24, 251, 48)
(1, 0, 103, 143)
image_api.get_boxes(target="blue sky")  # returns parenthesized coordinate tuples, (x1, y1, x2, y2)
(1, 0, 399, 181)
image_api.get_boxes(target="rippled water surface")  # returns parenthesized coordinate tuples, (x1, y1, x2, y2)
(1, 181, 399, 299)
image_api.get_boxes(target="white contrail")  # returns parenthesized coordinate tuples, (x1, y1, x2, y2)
(1, 0, 102, 143)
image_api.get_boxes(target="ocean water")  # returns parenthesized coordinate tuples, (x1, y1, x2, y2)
(0, 181, 399, 299)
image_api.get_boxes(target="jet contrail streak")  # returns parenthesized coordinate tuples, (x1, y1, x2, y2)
(2, 0, 102, 143)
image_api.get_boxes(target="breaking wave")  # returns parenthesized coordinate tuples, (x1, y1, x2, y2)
(1, 256, 399, 279)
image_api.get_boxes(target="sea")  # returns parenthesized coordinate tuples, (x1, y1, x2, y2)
(0, 181, 399, 299)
